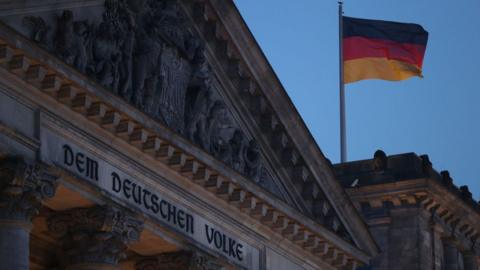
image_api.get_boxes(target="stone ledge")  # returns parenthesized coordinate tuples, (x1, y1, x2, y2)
(182, 0, 366, 248)
(345, 180, 480, 255)
(0, 28, 368, 269)
(335, 151, 480, 216)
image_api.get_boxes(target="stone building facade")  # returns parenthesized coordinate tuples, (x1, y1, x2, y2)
(335, 151, 480, 270)
(0, 0, 379, 269)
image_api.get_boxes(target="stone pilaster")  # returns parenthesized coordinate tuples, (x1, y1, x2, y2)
(431, 223, 445, 270)
(47, 205, 144, 270)
(367, 217, 391, 270)
(135, 250, 225, 270)
(387, 207, 433, 270)
(443, 239, 462, 270)
(0, 156, 59, 270)
(463, 252, 478, 270)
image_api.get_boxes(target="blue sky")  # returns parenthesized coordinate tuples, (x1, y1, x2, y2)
(234, 0, 480, 199)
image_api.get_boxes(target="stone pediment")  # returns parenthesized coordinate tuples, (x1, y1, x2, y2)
(0, 0, 378, 257)
(9, 0, 287, 201)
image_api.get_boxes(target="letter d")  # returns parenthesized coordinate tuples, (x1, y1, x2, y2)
(111, 172, 122, 193)
(63, 144, 74, 166)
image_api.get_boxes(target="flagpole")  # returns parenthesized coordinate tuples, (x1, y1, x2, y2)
(339, 1, 347, 162)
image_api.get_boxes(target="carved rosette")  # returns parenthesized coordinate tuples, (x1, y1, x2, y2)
(0, 156, 59, 224)
(135, 250, 225, 270)
(47, 205, 144, 267)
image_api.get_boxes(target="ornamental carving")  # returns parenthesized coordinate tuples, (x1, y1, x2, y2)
(0, 156, 59, 223)
(22, 0, 282, 197)
(135, 250, 225, 270)
(47, 205, 144, 266)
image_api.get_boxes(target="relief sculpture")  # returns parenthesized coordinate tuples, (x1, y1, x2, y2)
(22, 0, 282, 197)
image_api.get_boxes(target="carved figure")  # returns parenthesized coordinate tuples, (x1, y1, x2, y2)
(151, 1, 197, 132)
(185, 46, 212, 143)
(129, 0, 162, 109)
(19, 0, 282, 197)
(244, 139, 262, 182)
(22, 16, 51, 46)
(88, 2, 122, 90)
(55, 10, 88, 73)
(189, 47, 211, 92)
(230, 130, 245, 171)
(185, 88, 212, 148)
(155, 44, 192, 131)
(373, 149, 388, 171)
(115, 0, 137, 97)
(206, 101, 232, 163)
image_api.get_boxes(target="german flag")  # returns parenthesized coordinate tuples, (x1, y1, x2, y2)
(343, 16, 428, 84)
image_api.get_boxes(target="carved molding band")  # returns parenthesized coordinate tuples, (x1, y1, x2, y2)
(0, 3, 365, 266)
(47, 205, 144, 267)
(135, 250, 225, 270)
(0, 155, 59, 223)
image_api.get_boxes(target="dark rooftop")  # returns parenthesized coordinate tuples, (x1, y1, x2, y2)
(334, 150, 479, 213)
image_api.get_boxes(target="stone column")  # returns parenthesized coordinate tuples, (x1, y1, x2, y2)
(367, 217, 391, 270)
(388, 207, 433, 270)
(0, 156, 59, 270)
(431, 223, 445, 270)
(463, 252, 479, 270)
(135, 250, 225, 270)
(443, 239, 462, 270)
(47, 205, 144, 270)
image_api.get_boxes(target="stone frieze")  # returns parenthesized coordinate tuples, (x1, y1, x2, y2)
(20, 0, 284, 198)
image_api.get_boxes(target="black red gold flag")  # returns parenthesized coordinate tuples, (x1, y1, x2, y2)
(343, 16, 428, 83)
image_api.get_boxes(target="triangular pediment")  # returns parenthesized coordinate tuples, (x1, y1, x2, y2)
(7, 0, 299, 206)
(0, 0, 378, 257)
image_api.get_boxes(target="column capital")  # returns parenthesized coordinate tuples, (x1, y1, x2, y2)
(0, 156, 59, 224)
(47, 205, 144, 268)
(135, 249, 225, 270)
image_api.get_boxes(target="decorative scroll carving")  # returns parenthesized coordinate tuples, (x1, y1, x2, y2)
(135, 250, 224, 270)
(0, 156, 59, 223)
(22, 0, 282, 197)
(47, 205, 144, 267)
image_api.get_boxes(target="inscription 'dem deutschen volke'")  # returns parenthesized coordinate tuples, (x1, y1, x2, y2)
(62, 144, 245, 262)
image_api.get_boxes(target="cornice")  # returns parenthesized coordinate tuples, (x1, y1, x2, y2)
(0, 0, 103, 17)
(336, 152, 480, 214)
(0, 21, 367, 268)
(345, 178, 480, 254)
(182, 0, 379, 257)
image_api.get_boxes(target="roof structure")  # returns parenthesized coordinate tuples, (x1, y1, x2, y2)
(335, 150, 480, 259)
(0, 0, 379, 267)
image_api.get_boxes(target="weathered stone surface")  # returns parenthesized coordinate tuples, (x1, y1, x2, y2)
(443, 240, 463, 270)
(0, 227, 30, 270)
(388, 208, 433, 270)
(463, 252, 479, 270)
(47, 205, 143, 268)
(0, 1, 382, 266)
(135, 250, 225, 270)
(368, 224, 389, 270)
(337, 151, 480, 270)
(0, 155, 59, 223)
(18, 0, 283, 198)
(0, 156, 59, 270)
(335, 151, 480, 214)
